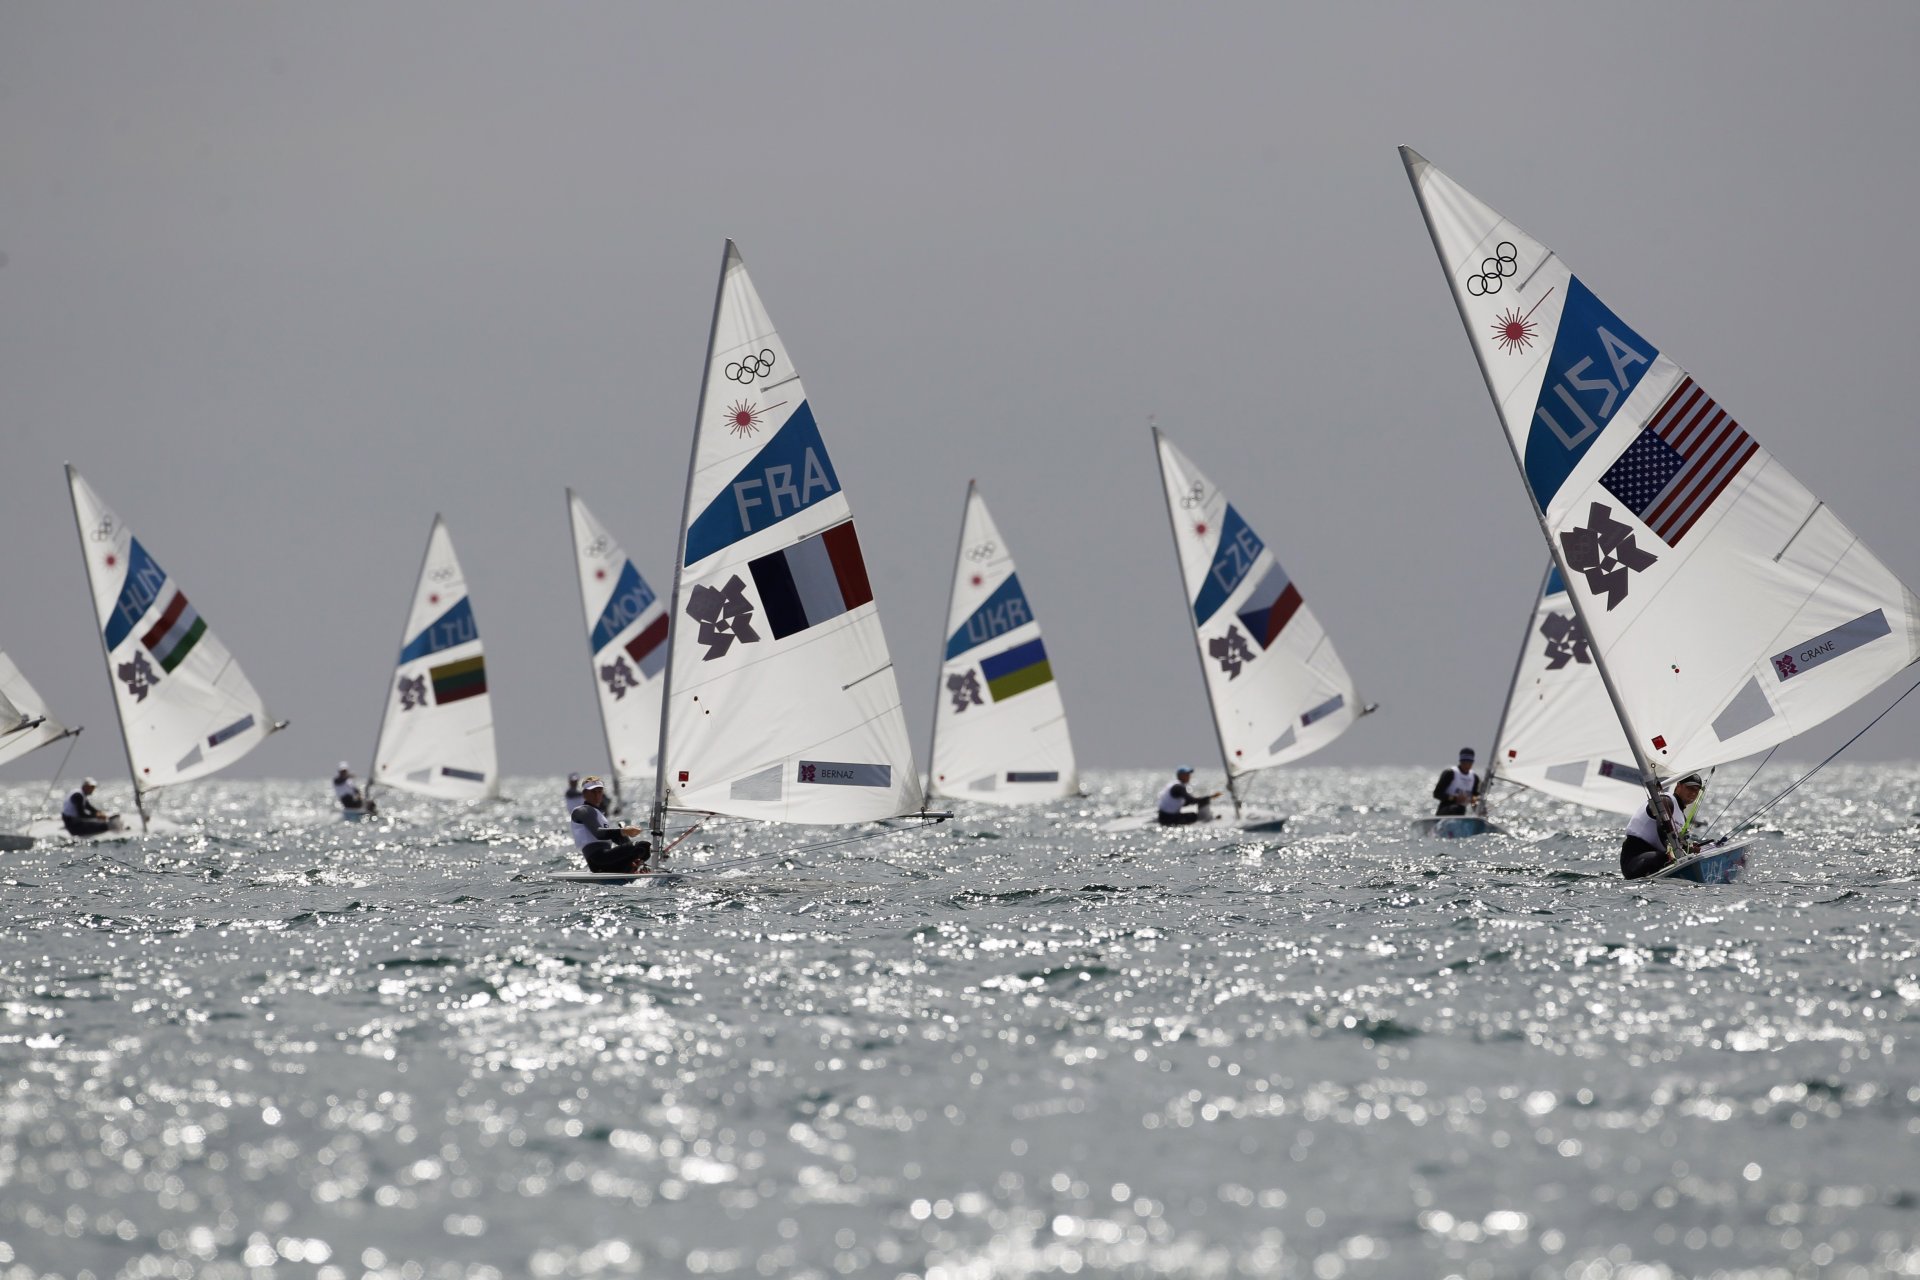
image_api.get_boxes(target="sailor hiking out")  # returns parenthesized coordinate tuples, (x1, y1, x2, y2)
(570, 776, 652, 873)
(61, 778, 117, 837)
(332, 762, 374, 814)
(1157, 766, 1220, 826)
(1621, 773, 1706, 880)
(1432, 748, 1482, 816)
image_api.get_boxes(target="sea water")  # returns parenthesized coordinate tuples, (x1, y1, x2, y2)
(2, 767, 1918, 1279)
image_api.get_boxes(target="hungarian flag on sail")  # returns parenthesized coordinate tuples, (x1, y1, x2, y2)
(1598, 378, 1757, 547)
(141, 587, 207, 673)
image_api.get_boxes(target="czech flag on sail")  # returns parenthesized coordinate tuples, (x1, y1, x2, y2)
(980, 637, 1053, 702)
(1235, 562, 1302, 651)
(141, 586, 207, 673)
(748, 521, 873, 641)
(1599, 377, 1756, 548)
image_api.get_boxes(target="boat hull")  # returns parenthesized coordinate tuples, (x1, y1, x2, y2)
(1651, 839, 1751, 884)
(0, 833, 33, 852)
(1411, 815, 1505, 839)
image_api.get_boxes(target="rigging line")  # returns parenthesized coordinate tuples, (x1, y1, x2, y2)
(659, 814, 711, 857)
(1721, 673, 1920, 843)
(1705, 745, 1778, 834)
(41, 730, 84, 811)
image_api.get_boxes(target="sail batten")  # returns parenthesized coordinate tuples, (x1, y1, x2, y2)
(928, 483, 1079, 804)
(65, 466, 279, 802)
(655, 241, 922, 824)
(370, 516, 498, 801)
(1405, 147, 1920, 781)
(1153, 429, 1367, 780)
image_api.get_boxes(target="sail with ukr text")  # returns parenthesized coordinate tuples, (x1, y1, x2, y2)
(1404, 147, 1920, 779)
(371, 516, 498, 800)
(930, 483, 1078, 803)
(0, 653, 71, 770)
(568, 490, 666, 792)
(1153, 428, 1368, 782)
(1487, 565, 1644, 815)
(656, 241, 922, 823)
(66, 465, 281, 798)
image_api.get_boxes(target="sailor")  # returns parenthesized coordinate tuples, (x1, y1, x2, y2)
(61, 777, 116, 837)
(1157, 766, 1220, 826)
(332, 763, 374, 814)
(1621, 773, 1705, 879)
(570, 776, 652, 873)
(1431, 748, 1482, 816)
(564, 772, 584, 817)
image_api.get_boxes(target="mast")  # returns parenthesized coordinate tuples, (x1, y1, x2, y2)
(1400, 149, 1670, 838)
(65, 464, 148, 830)
(367, 514, 441, 809)
(651, 239, 735, 842)
(1150, 423, 1241, 819)
(925, 480, 976, 800)
(567, 490, 624, 814)
(1483, 560, 1555, 805)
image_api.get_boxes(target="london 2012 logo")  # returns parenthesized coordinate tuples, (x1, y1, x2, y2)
(726, 349, 777, 385)
(1464, 241, 1518, 296)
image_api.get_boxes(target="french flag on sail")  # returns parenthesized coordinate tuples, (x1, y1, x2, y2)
(1598, 378, 1757, 547)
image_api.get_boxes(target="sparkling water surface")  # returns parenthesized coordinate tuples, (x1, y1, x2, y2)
(3, 767, 1919, 1280)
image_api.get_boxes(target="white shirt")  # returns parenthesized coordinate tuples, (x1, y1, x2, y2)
(1626, 793, 1689, 845)
(571, 802, 614, 851)
(1445, 768, 1480, 800)
(62, 789, 95, 820)
(1157, 781, 1202, 815)
(333, 776, 360, 803)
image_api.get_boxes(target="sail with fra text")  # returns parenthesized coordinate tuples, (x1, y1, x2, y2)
(1404, 147, 1920, 779)
(930, 483, 1079, 803)
(569, 491, 666, 793)
(1153, 428, 1367, 780)
(656, 241, 922, 823)
(371, 516, 498, 800)
(66, 465, 280, 799)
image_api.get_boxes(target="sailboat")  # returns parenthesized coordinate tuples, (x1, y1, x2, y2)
(1122, 426, 1374, 833)
(368, 516, 499, 806)
(1403, 146, 1920, 882)
(1484, 563, 1646, 818)
(928, 481, 1079, 804)
(0, 653, 81, 850)
(56, 465, 287, 834)
(599, 240, 941, 880)
(567, 490, 667, 812)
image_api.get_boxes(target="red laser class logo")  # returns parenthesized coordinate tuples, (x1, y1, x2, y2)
(724, 399, 787, 439)
(1490, 289, 1553, 355)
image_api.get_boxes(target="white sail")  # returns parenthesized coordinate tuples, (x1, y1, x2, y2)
(568, 490, 667, 790)
(656, 241, 922, 824)
(371, 516, 498, 801)
(1488, 565, 1644, 815)
(929, 483, 1079, 803)
(1153, 428, 1367, 780)
(66, 466, 280, 799)
(0, 653, 71, 770)
(1405, 148, 1920, 780)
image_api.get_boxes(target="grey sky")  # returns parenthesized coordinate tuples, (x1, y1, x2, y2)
(5, 3, 1920, 788)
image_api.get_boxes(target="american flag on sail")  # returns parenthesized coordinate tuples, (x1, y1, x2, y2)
(1598, 378, 1757, 547)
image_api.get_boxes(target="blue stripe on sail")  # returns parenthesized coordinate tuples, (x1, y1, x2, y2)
(1522, 277, 1658, 513)
(1543, 564, 1567, 599)
(104, 539, 168, 651)
(399, 598, 478, 664)
(589, 562, 658, 654)
(946, 574, 1034, 660)
(1191, 505, 1265, 627)
(684, 403, 842, 566)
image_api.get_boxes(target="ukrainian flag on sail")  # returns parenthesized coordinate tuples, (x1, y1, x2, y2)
(980, 637, 1052, 702)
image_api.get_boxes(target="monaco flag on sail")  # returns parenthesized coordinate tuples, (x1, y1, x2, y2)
(1403, 147, 1920, 777)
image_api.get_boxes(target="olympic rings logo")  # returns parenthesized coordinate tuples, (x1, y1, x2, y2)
(1465, 242, 1519, 296)
(429, 565, 458, 583)
(965, 541, 997, 563)
(1178, 482, 1207, 510)
(726, 350, 777, 384)
(91, 517, 116, 541)
(585, 535, 612, 559)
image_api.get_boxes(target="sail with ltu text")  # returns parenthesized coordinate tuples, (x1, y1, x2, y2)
(653, 241, 922, 825)
(1152, 428, 1369, 802)
(370, 516, 498, 801)
(929, 482, 1079, 803)
(568, 490, 667, 799)
(1404, 147, 1920, 789)
(0, 653, 73, 770)
(1486, 564, 1644, 815)
(66, 465, 283, 819)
